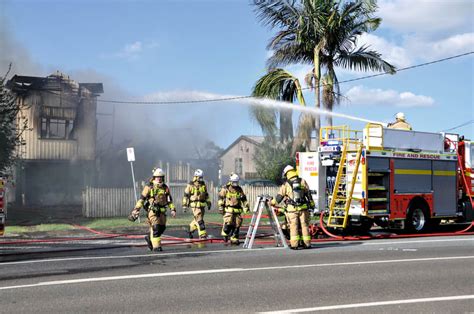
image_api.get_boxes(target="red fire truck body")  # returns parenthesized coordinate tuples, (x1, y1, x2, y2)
(297, 124, 473, 232)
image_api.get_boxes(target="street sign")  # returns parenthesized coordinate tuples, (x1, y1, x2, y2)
(126, 148, 138, 222)
(126, 147, 135, 162)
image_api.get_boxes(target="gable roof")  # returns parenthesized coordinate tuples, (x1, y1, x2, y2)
(219, 135, 264, 157)
(219, 135, 320, 158)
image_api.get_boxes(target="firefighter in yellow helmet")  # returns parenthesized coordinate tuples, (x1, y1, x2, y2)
(271, 165, 314, 249)
(387, 112, 412, 130)
(182, 169, 211, 239)
(128, 168, 176, 252)
(218, 173, 249, 244)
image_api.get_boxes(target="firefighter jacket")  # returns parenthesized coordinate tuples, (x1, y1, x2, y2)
(218, 183, 249, 214)
(182, 180, 211, 209)
(272, 177, 314, 212)
(135, 183, 175, 213)
(387, 120, 412, 130)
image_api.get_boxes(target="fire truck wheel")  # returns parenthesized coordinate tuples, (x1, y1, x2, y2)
(406, 206, 428, 232)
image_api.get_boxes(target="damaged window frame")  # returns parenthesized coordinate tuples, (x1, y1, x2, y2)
(39, 105, 77, 140)
(40, 117, 75, 140)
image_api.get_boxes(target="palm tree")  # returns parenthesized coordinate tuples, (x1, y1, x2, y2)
(251, 68, 313, 151)
(252, 0, 396, 146)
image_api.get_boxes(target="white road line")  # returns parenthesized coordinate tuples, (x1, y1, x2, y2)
(1, 236, 473, 266)
(1, 255, 473, 291)
(259, 295, 474, 313)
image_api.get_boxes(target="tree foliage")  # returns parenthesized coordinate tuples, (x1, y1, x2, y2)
(251, 0, 395, 178)
(254, 137, 297, 183)
(0, 66, 25, 174)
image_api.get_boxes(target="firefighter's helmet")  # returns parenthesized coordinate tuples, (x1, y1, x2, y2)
(194, 169, 203, 178)
(153, 168, 165, 177)
(282, 165, 294, 178)
(395, 112, 406, 121)
(229, 173, 240, 183)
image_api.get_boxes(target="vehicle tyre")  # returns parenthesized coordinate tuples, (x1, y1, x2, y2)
(406, 205, 429, 232)
(359, 219, 373, 233)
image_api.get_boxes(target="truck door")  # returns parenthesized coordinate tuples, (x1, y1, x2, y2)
(297, 152, 322, 212)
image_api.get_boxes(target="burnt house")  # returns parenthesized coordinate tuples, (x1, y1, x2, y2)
(7, 72, 103, 206)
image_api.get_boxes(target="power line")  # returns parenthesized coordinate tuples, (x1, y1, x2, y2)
(325, 51, 474, 87)
(440, 119, 474, 132)
(97, 51, 474, 105)
(98, 95, 252, 104)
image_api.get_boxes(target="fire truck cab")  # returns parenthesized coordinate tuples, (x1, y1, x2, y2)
(297, 124, 473, 232)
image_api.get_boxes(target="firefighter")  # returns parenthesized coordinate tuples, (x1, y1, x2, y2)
(387, 112, 412, 130)
(128, 168, 176, 252)
(271, 165, 314, 249)
(182, 169, 211, 239)
(218, 173, 249, 244)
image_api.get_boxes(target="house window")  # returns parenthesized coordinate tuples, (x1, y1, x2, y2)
(41, 118, 74, 139)
(234, 157, 243, 176)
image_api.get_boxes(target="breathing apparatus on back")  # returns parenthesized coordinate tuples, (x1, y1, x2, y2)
(282, 165, 304, 206)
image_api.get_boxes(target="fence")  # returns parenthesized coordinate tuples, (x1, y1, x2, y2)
(82, 184, 279, 218)
(155, 160, 194, 183)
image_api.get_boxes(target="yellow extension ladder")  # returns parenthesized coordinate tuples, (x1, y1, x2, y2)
(327, 141, 364, 229)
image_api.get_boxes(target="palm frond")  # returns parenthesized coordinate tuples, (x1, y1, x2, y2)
(252, 0, 300, 29)
(335, 46, 397, 74)
(251, 68, 303, 142)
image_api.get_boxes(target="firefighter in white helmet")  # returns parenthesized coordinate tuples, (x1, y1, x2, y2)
(182, 169, 211, 239)
(271, 165, 314, 249)
(387, 112, 412, 130)
(128, 167, 176, 252)
(217, 173, 249, 244)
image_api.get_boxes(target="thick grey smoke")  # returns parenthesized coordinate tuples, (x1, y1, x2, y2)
(1, 22, 225, 187)
(0, 22, 44, 77)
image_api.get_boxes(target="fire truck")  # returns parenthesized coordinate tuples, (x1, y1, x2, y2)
(297, 124, 473, 232)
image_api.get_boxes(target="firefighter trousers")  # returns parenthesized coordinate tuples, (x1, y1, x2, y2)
(221, 212, 242, 242)
(147, 210, 167, 249)
(189, 207, 207, 237)
(287, 210, 311, 248)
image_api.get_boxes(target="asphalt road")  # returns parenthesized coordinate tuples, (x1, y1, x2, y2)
(1, 235, 473, 313)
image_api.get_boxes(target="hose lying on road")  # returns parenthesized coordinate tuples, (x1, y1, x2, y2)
(317, 212, 474, 242)
(2, 214, 473, 247)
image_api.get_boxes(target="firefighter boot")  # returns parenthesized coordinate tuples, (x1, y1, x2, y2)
(198, 220, 207, 239)
(230, 227, 240, 245)
(144, 235, 153, 251)
(188, 226, 194, 239)
(221, 224, 234, 243)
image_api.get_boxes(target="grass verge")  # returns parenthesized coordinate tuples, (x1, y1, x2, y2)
(4, 212, 291, 235)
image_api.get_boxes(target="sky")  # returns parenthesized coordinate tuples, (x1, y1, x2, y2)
(1, 0, 473, 153)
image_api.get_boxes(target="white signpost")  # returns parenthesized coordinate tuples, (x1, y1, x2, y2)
(127, 147, 139, 221)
